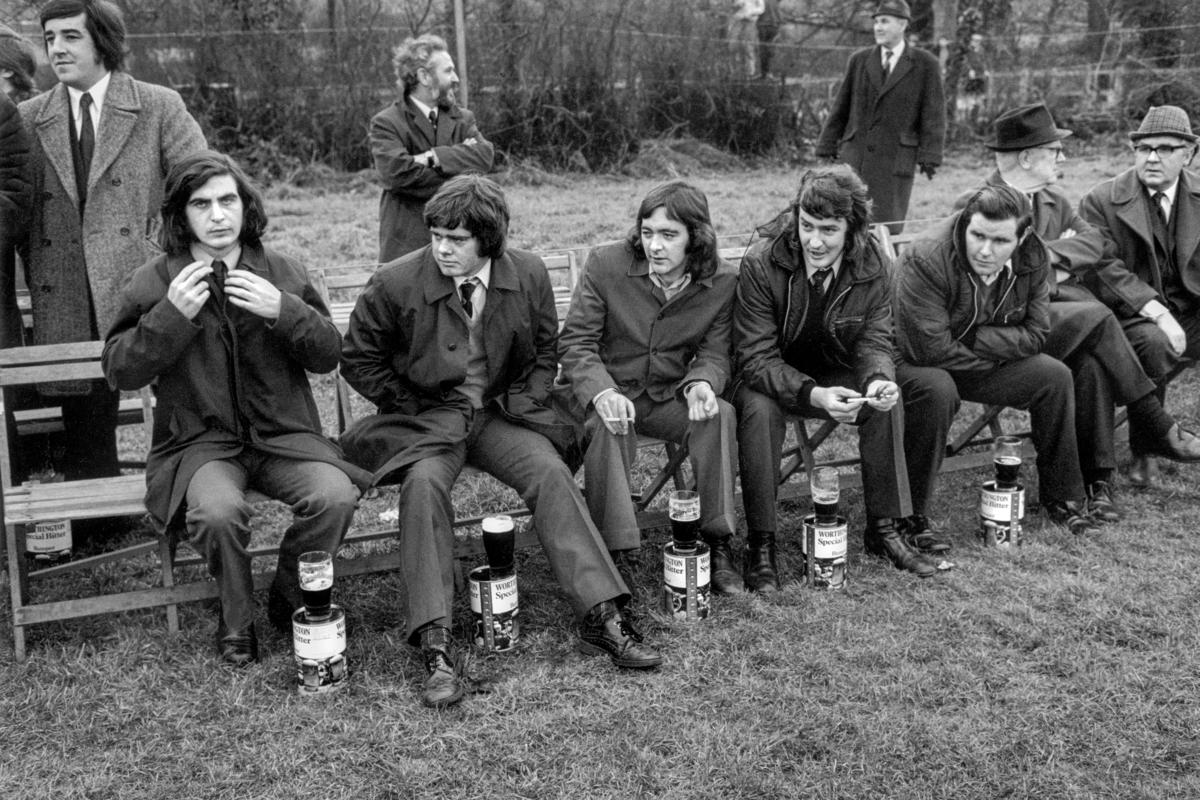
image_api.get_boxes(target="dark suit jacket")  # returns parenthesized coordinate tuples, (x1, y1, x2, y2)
(557, 240, 737, 414)
(1079, 166, 1200, 319)
(816, 42, 945, 225)
(370, 98, 494, 262)
(339, 246, 575, 482)
(0, 91, 30, 350)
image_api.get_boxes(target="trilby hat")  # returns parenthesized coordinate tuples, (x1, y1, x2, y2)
(986, 103, 1072, 151)
(1129, 105, 1198, 143)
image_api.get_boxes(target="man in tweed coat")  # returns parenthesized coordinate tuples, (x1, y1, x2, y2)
(371, 34, 494, 262)
(19, 0, 206, 481)
(815, 0, 944, 233)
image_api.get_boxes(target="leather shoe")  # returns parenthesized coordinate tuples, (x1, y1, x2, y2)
(863, 518, 936, 578)
(418, 625, 465, 708)
(1043, 499, 1100, 536)
(743, 530, 780, 593)
(1127, 455, 1159, 488)
(899, 515, 952, 554)
(705, 536, 745, 594)
(1145, 423, 1200, 462)
(578, 601, 663, 669)
(215, 621, 258, 667)
(1085, 480, 1121, 523)
(267, 582, 298, 634)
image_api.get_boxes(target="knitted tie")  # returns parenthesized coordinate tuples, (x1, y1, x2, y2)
(460, 279, 477, 318)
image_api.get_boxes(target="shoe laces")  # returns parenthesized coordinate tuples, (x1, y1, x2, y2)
(617, 610, 644, 643)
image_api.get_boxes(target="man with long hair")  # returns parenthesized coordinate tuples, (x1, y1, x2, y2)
(19, 0, 205, 487)
(735, 164, 956, 587)
(558, 181, 742, 594)
(103, 151, 367, 667)
(341, 175, 662, 709)
(371, 33, 493, 261)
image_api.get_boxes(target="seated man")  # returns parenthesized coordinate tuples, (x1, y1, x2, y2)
(1080, 105, 1200, 487)
(896, 183, 1100, 535)
(102, 151, 367, 667)
(339, 175, 662, 709)
(557, 182, 741, 594)
(735, 164, 957, 587)
(969, 103, 1200, 519)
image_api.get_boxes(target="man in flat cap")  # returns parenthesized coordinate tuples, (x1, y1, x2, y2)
(1080, 105, 1200, 486)
(816, 0, 945, 233)
(964, 103, 1200, 520)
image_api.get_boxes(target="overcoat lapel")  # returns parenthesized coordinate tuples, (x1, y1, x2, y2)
(87, 72, 139, 196)
(32, 85, 79, 207)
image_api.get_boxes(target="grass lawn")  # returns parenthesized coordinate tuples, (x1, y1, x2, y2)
(4, 144, 1200, 799)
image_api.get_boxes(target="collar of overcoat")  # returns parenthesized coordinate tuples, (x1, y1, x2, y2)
(871, 43, 914, 99)
(1107, 166, 1200, 266)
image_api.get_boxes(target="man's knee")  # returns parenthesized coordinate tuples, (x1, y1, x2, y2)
(185, 493, 251, 546)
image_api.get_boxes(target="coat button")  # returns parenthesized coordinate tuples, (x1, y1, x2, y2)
(119, 227, 130, 236)
(41, 239, 51, 246)
(111, 177, 122, 186)
(448, 343, 457, 351)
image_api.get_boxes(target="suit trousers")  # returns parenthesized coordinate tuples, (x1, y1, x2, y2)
(183, 451, 359, 635)
(395, 407, 627, 644)
(1120, 312, 1200, 454)
(1046, 300, 1156, 474)
(583, 395, 738, 551)
(947, 354, 1084, 504)
(734, 363, 953, 532)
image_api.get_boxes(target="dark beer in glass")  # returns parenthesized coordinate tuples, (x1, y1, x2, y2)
(668, 490, 701, 553)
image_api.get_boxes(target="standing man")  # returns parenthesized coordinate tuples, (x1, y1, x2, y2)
(895, 184, 1100, 536)
(816, 0, 945, 233)
(969, 103, 1200, 520)
(19, 0, 206, 482)
(729, 0, 764, 79)
(103, 151, 366, 667)
(735, 164, 956, 588)
(340, 175, 662, 709)
(371, 33, 494, 262)
(558, 182, 742, 594)
(756, 0, 782, 79)
(1080, 106, 1200, 488)
(1, 89, 29, 354)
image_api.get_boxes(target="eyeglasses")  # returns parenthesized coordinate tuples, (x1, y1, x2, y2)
(1032, 146, 1065, 159)
(1133, 144, 1192, 158)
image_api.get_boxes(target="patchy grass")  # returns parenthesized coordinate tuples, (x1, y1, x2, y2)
(6, 147, 1200, 799)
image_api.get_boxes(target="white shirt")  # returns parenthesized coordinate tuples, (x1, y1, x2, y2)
(648, 270, 691, 301)
(410, 95, 437, 124)
(882, 40, 906, 70)
(454, 261, 491, 318)
(67, 70, 111, 139)
(1147, 181, 1179, 222)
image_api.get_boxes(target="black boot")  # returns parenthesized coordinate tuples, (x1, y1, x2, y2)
(417, 624, 465, 708)
(578, 601, 664, 669)
(704, 535, 744, 594)
(743, 529, 780, 593)
(864, 518, 937, 578)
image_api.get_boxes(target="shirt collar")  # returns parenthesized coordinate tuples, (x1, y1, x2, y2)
(805, 255, 843, 284)
(454, 261, 491, 291)
(1148, 181, 1179, 208)
(67, 70, 111, 132)
(977, 260, 1012, 286)
(883, 40, 905, 62)
(190, 243, 242, 269)
(410, 95, 436, 122)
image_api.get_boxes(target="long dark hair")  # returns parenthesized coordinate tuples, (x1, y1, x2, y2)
(626, 181, 720, 280)
(160, 151, 268, 255)
(423, 174, 509, 260)
(791, 164, 874, 266)
(40, 0, 126, 72)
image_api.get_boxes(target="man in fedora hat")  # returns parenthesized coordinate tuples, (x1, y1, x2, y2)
(816, 0, 945, 234)
(963, 103, 1200, 519)
(1080, 105, 1200, 486)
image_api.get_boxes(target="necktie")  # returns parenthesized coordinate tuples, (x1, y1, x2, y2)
(882, 49, 893, 75)
(429, 109, 437, 127)
(1153, 192, 1169, 227)
(810, 268, 832, 303)
(460, 278, 477, 318)
(211, 259, 227, 299)
(78, 92, 95, 179)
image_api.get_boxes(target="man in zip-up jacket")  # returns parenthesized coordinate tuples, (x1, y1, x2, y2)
(734, 165, 955, 585)
(895, 184, 1100, 536)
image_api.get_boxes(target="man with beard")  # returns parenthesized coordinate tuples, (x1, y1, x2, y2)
(371, 34, 494, 262)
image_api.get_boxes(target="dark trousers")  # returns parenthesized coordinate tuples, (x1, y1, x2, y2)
(395, 408, 626, 644)
(948, 354, 1085, 504)
(59, 384, 120, 480)
(1120, 312, 1200, 454)
(184, 451, 359, 635)
(1045, 300, 1156, 474)
(735, 362, 954, 532)
(583, 395, 737, 550)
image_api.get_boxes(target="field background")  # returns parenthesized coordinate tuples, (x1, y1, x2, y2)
(5, 147, 1200, 799)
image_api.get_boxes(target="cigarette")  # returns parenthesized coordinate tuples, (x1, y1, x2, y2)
(602, 416, 626, 423)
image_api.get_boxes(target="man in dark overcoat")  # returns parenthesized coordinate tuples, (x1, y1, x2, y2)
(966, 103, 1200, 518)
(557, 182, 741, 594)
(815, 0, 945, 233)
(1080, 105, 1200, 487)
(340, 175, 662, 709)
(103, 152, 367, 668)
(371, 33, 494, 262)
(19, 0, 206, 482)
